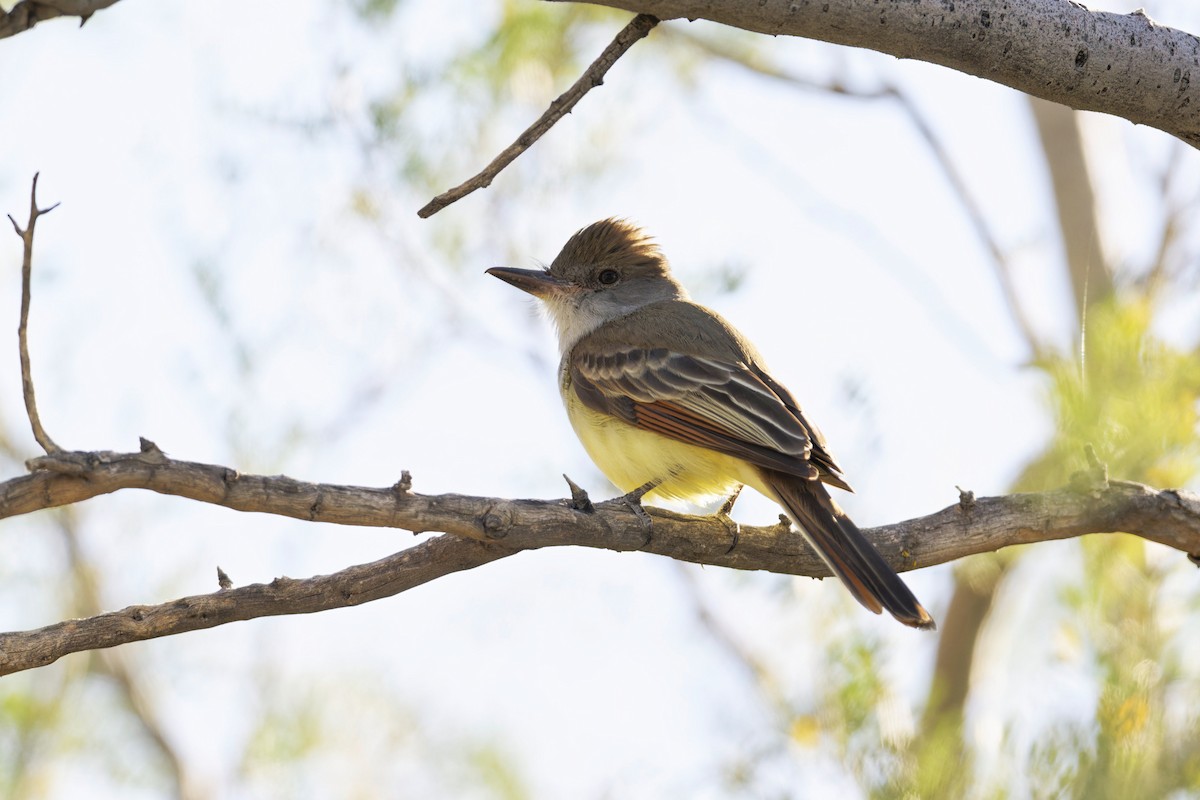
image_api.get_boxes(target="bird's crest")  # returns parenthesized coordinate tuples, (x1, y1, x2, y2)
(551, 218, 666, 274)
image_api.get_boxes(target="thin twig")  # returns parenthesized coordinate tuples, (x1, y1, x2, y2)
(8, 173, 61, 454)
(417, 13, 658, 218)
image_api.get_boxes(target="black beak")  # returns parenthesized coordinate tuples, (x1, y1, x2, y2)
(486, 267, 572, 299)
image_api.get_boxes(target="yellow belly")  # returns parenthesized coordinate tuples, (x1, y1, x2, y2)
(564, 388, 754, 502)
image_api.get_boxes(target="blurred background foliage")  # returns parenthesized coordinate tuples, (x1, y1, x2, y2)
(0, 0, 1198, 798)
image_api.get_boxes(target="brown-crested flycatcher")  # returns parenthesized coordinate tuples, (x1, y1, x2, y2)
(489, 219, 934, 630)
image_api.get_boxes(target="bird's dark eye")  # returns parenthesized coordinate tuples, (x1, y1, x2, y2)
(598, 269, 620, 286)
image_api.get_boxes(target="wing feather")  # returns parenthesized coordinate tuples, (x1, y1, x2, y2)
(571, 347, 827, 482)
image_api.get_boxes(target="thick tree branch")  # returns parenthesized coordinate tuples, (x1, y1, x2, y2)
(6, 444, 1200, 567)
(417, 13, 659, 218)
(561, 0, 1200, 148)
(0, 0, 120, 40)
(1, 442, 1198, 675)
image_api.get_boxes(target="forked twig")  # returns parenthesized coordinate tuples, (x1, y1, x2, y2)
(417, 13, 659, 218)
(7, 173, 61, 454)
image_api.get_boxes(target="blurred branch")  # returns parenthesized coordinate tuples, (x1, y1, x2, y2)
(664, 27, 1047, 356)
(919, 556, 1000, 732)
(897, 90, 1043, 357)
(672, 562, 784, 705)
(1029, 97, 1114, 323)
(659, 26, 889, 98)
(1143, 141, 1194, 295)
(58, 511, 207, 800)
(563, 0, 1200, 148)
(2, 445, 1199, 674)
(0, 0, 119, 40)
(417, 13, 658, 218)
(918, 97, 1116, 760)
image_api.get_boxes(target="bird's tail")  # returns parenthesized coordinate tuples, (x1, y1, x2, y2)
(759, 469, 935, 630)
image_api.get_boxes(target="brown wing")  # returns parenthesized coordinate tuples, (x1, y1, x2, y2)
(746, 362, 851, 490)
(571, 346, 842, 484)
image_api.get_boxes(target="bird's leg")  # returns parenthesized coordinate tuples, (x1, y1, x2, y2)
(718, 484, 744, 517)
(618, 478, 661, 547)
(716, 484, 743, 554)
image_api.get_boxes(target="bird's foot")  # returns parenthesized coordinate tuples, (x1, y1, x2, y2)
(715, 485, 743, 554)
(717, 484, 743, 517)
(716, 513, 741, 555)
(618, 478, 660, 547)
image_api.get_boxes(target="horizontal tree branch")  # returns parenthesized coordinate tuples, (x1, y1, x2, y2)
(0, 0, 120, 40)
(561, 0, 1200, 147)
(1, 441, 1198, 674)
(0, 533, 517, 677)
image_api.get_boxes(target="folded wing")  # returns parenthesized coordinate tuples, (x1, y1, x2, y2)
(570, 347, 850, 490)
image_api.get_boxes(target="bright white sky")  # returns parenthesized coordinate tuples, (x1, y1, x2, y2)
(0, 1, 1198, 797)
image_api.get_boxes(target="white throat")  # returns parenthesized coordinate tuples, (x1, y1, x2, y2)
(542, 281, 689, 354)
(543, 294, 614, 354)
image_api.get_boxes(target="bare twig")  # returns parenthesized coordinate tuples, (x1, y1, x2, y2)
(417, 13, 658, 218)
(8, 173, 61, 454)
(0, 0, 120, 40)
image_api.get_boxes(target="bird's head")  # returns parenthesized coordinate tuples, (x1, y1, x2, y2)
(488, 218, 687, 350)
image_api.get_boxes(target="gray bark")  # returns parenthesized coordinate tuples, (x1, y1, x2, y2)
(561, 0, 1200, 147)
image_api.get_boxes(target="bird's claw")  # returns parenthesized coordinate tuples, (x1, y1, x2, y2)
(717, 484, 743, 517)
(717, 514, 741, 555)
(619, 479, 660, 547)
(714, 485, 743, 554)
